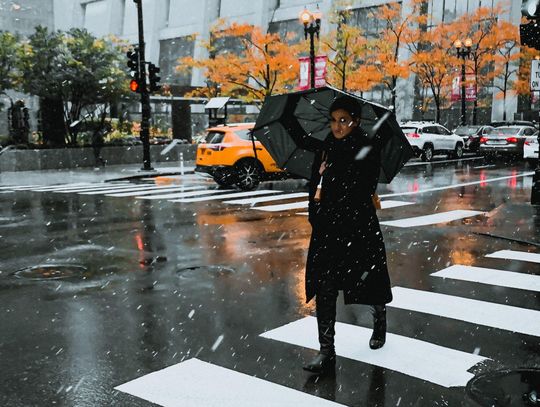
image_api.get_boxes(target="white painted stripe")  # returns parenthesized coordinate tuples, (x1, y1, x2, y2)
(224, 192, 309, 205)
(170, 190, 281, 203)
(379, 200, 415, 209)
(295, 200, 415, 216)
(404, 157, 482, 167)
(261, 316, 486, 388)
(32, 182, 105, 192)
(473, 164, 496, 169)
(252, 201, 309, 212)
(107, 185, 207, 197)
(432, 265, 540, 292)
(389, 287, 540, 337)
(486, 250, 540, 264)
(56, 184, 152, 194)
(0, 184, 43, 190)
(137, 189, 232, 200)
(379, 172, 534, 198)
(380, 210, 484, 227)
(115, 358, 344, 407)
(76, 185, 175, 195)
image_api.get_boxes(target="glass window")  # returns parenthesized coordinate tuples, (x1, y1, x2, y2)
(204, 131, 225, 144)
(401, 127, 419, 133)
(268, 19, 303, 45)
(438, 126, 452, 135)
(235, 129, 255, 141)
(159, 36, 196, 86)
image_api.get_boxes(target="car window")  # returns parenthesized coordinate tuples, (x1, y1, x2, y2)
(524, 128, 535, 136)
(423, 126, 438, 134)
(495, 127, 520, 136)
(483, 127, 494, 134)
(204, 131, 226, 144)
(437, 126, 452, 135)
(235, 129, 256, 141)
(401, 127, 419, 133)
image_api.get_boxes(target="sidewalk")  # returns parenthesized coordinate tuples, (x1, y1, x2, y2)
(0, 161, 196, 186)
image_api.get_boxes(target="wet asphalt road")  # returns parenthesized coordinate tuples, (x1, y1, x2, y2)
(1, 156, 539, 406)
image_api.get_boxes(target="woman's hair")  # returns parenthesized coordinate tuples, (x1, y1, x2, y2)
(329, 97, 362, 119)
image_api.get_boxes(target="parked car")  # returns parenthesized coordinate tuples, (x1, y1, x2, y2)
(453, 125, 494, 152)
(524, 132, 539, 167)
(400, 121, 464, 162)
(479, 125, 537, 158)
(490, 120, 537, 128)
(195, 123, 285, 190)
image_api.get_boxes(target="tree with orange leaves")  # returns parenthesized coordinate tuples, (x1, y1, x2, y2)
(408, 21, 457, 123)
(320, 3, 382, 93)
(369, 0, 424, 111)
(177, 21, 300, 103)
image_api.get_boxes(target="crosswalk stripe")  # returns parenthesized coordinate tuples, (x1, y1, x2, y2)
(252, 201, 309, 212)
(389, 287, 540, 337)
(106, 185, 207, 197)
(431, 265, 540, 292)
(170, 190, 282, 203)
(115, 358, 344, 407)
(380, 210, 484, 227)
(260, 316, 487, 388)
(0, 184, 43, 190)
(486, 250, 540, 264)
(223, 192, 309, 205)
(75, 185, 175, 195)
(30, 183, 103, 191)
(55, 184, 153, 194)
(137, 189, 231, 200)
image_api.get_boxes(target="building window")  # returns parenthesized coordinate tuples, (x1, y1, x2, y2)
(159, 36, 196, 86)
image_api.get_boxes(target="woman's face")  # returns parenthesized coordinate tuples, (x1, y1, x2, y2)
(330, 108, 359, 139)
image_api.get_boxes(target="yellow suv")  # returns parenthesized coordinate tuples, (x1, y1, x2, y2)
(195, 123, 284, 190)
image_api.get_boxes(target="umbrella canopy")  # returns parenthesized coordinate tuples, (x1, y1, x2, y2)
(252, 86, 414, 183)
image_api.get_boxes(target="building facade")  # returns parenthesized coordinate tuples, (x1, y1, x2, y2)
(51, 0, 523, 131)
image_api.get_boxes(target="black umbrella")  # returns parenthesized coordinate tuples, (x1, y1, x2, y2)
(252, 86, 414, 183)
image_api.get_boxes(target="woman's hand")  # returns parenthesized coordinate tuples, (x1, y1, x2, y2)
(319, 161, 327, 175)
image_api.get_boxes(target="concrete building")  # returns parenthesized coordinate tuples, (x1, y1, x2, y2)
(16, 0, 524, 138)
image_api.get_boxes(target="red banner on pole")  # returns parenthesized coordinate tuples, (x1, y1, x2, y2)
(298, 56, 327, 90)
(451, 75, 476, 102)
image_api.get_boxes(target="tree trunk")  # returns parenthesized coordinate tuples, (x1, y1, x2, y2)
(40, 97, 65, 147)
(435, 97, 441, 123)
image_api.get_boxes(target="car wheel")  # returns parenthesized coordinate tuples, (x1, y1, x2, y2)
(213, 168, 236, 187)
(421, 144, 434, 162)
(453, 143, 464, 159)
(235, 159, 262, 191)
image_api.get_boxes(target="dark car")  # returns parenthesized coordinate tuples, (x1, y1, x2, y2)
(490, 120, 538, 129)
(479, 125, 537, 158)
(453, 125, 494, 152)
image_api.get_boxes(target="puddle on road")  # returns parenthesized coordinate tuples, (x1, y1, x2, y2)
(13, 264, 88, 280)
(177, 265, 236, 277)
(467, 368, 540, 406)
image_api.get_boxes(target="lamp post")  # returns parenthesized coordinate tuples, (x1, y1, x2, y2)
(454, 38, 472, 126)
(300, 6, 322, 89)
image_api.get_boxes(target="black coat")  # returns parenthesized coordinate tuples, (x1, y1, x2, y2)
(304, 127, 392, 305)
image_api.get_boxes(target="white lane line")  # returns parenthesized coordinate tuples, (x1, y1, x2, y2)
(252, 201, 309, 212)
(380, 210, 484, 228)
(170, 190, 282, 203)
(389, 287, 540, 337)
(137, 189, 232, 200)
(76, 185, 176, 195)
(432, 265, 540, 292)
(261, 316, 487, 388)
(107, 185, 207, 197)
(404, 157, 482, 167)
(56, 184, 153, 194)
(115, 358, 344, 407)
(473, 164, 496, 169)
(486, 250, 540, 264)
(295, 200, 415, 216)
(30, 183, 103, 191)
(0, 184, 43, 190)
(224, 192, 309, 205)
(379, 172, 535, 198)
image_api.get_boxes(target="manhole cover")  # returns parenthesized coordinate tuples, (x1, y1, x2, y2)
(13, 264, 88, 280)
(177, 265, 235, 276)
(467, 369, 540, 406)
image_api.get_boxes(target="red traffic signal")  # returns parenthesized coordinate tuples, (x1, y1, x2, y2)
(130, 79, 140, 92)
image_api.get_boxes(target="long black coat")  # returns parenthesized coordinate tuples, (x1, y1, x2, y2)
(304, 127, 392, 305)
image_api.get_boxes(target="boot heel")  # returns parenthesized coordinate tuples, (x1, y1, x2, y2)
(369, 305, 386, 350)
(303, 352, 336, 374)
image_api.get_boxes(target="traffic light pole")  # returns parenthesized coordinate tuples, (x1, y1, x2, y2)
(135, 0, 153, 171)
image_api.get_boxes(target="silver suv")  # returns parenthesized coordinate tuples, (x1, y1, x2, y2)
(400, 122, 465, 162)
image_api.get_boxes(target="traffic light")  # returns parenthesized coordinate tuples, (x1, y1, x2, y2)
(148, 63, 161, 93)
(522, 0, 540, 18)
(127, 48, 142, 93)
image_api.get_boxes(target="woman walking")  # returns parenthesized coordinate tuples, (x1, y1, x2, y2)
(302, 97, 393, 374)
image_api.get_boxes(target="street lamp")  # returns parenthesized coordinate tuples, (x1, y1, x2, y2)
(454, 38, 473, 126)
(300, 6, 322, 89)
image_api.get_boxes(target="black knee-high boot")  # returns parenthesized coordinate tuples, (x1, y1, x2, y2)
(303, 287, 337, 373)
(369, 305, 386, 350)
